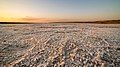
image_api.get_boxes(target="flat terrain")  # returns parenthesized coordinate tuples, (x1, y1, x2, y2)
(0, 23, 120, 67)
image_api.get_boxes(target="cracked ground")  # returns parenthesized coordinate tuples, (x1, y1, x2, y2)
(0, 23, 120, 67)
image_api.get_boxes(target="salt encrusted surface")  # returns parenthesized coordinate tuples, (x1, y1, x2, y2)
(0, 23, 120, 67)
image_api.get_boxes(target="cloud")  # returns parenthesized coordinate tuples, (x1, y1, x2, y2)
(19, 16, 78, 22)
(19, 16, 57, 22)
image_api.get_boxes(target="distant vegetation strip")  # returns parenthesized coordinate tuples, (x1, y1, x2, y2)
(0, 20, 120, 24)
(52, 20, 120, 24)
(0, 22, 33, 24)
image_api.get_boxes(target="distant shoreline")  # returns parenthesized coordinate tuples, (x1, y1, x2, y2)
(0, 20, 120, 24)
(0, 22, 33, 24)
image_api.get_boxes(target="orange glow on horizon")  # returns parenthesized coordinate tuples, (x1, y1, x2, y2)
(0, 16, 81, 22)
(0, 17, 61, 22)
(0, 16, 119, 23)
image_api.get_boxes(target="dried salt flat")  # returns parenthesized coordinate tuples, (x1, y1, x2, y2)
(0, 23, 120, 67)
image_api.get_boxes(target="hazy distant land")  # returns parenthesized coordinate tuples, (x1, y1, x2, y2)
(0, 20, 120, 24)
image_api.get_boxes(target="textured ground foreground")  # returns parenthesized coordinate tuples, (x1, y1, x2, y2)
(0, 23, 120, 67)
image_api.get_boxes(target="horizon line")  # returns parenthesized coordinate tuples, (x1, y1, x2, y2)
(0, 19, 120, 24)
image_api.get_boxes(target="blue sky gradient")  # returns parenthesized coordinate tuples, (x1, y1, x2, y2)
(0, 0, 120, 22)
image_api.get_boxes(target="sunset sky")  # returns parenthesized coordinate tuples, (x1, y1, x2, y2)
(0, 0, 120, 22)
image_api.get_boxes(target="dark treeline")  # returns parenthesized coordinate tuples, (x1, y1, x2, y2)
(0, 20, 120, 24)
(52, 20, 120, 24)
(0, 22, 33, 24)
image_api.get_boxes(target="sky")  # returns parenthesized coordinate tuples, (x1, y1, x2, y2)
(0, 0, 120, 22)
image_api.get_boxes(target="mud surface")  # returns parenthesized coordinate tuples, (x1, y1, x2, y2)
(0, 23, 120, 67)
